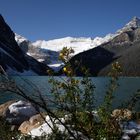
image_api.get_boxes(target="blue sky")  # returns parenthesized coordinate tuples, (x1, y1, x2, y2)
(0, 0, 140, 41)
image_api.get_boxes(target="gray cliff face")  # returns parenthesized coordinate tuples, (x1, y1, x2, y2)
(0, 14, 50, 75)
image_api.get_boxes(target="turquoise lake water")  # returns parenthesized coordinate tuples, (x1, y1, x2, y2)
(0, 76, 140, 110)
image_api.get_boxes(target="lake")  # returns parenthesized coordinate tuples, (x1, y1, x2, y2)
(0, 76, 140, 110)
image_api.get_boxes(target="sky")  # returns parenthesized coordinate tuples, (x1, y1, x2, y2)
(0, 0, 140, 41)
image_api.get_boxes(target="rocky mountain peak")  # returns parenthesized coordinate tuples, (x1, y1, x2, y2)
(126, 16, 140, 28)
(117, 16, 140, 34)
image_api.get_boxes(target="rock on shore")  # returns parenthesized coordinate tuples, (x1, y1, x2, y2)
(0, 100, 38, 125)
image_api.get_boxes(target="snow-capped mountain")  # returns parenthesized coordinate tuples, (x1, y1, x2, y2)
(32, 34, 116, 55)
(1, 13, 140, 76)
(15, 33, 117, 71)
(15, 16, 140, 72)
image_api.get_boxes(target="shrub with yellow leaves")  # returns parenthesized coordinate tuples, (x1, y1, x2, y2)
(59, 47, 74, 63)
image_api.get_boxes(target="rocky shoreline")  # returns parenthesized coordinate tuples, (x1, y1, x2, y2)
(0, 100, 140, 139)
